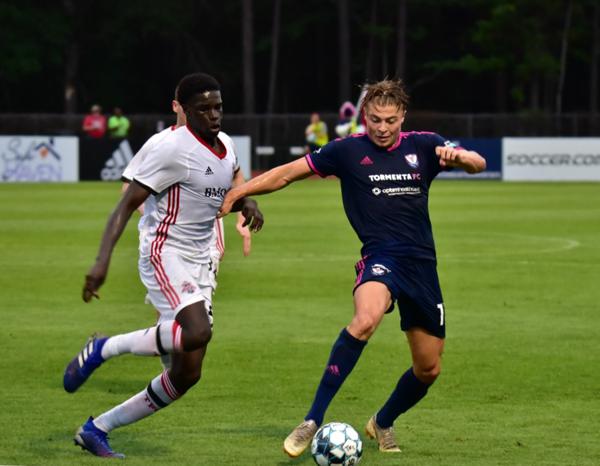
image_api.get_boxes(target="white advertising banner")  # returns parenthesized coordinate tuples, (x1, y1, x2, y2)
(503, 138, 600, 181)
(0, 135, 79, 182)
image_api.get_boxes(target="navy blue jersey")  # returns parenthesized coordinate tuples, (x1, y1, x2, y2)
(306, 131, 451, 260)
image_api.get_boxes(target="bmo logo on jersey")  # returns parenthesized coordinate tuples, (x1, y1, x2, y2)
(205, 187, 227, 198)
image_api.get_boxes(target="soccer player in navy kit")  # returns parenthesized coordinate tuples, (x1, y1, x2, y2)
(220, 79, 486, 457)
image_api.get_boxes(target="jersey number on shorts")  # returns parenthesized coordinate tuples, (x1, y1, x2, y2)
(437, 303, 445, 326)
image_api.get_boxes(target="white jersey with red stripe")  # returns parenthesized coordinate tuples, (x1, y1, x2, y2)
(121, 125, 227, 260)
(133, 126, 239, 263)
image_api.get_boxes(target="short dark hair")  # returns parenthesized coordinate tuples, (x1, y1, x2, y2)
(175, 73, 221, 105)
(360, 79, 409, 114)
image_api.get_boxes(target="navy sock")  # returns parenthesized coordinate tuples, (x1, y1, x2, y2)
(376, 367, 431, 428)
(305, 328, 367, 426)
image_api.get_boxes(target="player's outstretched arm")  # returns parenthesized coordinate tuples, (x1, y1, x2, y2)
(435, 146, 486, 174)
(83, 181, 150, 302)
(219, 157, 312, 217)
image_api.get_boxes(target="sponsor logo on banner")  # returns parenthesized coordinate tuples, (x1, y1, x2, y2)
(0, 136, 79, 182)
(503, 138, 600, 181)
(101, 140, 134, 180)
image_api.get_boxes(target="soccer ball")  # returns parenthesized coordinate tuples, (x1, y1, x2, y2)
(311, 422, 363, 466)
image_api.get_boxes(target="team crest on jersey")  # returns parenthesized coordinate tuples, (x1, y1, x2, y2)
(371, 264, 391, 276)
(181, 281, 197, 294)
(405, 154, 419, 168)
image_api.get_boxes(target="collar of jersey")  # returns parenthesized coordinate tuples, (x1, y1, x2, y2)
(186, 124, 227, 159)
(386, 133, 406, 152)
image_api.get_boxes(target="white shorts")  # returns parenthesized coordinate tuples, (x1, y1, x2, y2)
(208, 247, 221, 291)
(139, 254, 214, 325)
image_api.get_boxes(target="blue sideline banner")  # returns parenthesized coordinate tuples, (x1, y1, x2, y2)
(438, 138, 501, 179)
(0, 135, 79, 182)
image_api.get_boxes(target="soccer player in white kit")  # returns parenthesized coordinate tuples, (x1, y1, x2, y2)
(121, 98, 252, 304)
(119, 96, 252, 370)
(63, 73, 263, 459)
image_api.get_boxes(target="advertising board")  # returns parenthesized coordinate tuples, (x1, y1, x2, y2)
(0, 136, 79, 182)
(503, 138, 600, 181)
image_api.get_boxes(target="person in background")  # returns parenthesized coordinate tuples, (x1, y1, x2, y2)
(335, 101, 364, 138)
(304, 112, 329, 152)
(82, 104, 107, 139)
(107, 107, 131, 139)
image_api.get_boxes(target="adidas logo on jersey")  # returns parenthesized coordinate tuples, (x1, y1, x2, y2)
(102, 140, 134, 181)
(205, 166, 214, 176)
(360, 156, 374, 165)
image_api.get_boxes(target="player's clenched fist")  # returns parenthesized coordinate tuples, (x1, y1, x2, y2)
(435, 145, 463, 168)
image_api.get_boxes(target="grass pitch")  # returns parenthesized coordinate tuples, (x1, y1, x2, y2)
(0, 180, 599, 465)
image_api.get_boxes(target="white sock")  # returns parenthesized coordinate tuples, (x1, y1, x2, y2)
(101, 320, 183, 360)
(93, 371, 181, 432)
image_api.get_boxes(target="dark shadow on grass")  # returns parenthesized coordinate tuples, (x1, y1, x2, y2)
(276, 455, 314, 465)
(90, 378, 155, 395)
(209, 425, 316, 465)
(30, 428, 172, 462)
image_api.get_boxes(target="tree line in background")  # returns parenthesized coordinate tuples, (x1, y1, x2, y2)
(0, 0, 598, 115)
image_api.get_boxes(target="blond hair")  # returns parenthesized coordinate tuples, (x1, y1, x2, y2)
(360, 79, 409, 115)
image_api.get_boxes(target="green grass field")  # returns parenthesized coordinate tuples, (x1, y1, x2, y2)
(1, 180, 599, 466)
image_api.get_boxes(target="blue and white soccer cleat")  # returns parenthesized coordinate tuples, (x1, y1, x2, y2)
(74, 416, 125, 459)
(63, 334, 107, 393)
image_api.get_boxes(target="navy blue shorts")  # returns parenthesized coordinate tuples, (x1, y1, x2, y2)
(353, 254, 446, 338)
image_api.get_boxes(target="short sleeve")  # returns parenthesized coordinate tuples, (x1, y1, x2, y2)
(122, 131, 169, 181)
(305, 141, 340, 178)
(121, 155, 140, 182)
(133, 141, 188, 194)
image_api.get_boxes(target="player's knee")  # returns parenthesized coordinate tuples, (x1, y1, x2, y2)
(414, 362, 441, 384)
(349, 313, 378, 340)
(182, 325, 212, 351)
